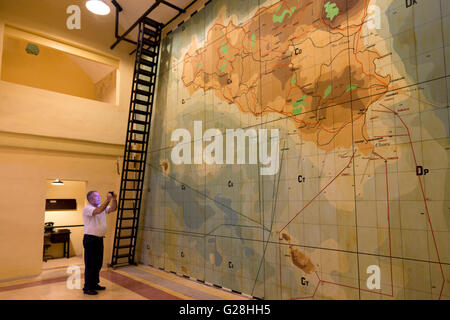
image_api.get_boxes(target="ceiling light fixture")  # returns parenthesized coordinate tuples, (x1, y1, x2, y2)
(86, 0, 111, 16)
(52, 179, 64, 186)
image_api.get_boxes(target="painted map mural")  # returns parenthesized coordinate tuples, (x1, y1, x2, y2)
(139, 0, 450, 299)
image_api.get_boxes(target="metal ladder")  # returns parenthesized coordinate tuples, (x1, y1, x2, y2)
(110, 18, 162, 268)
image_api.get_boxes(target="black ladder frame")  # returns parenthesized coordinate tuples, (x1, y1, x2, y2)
(110, 18, 163, 268)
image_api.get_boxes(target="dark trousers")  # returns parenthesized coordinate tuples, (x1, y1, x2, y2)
(83, 234, 104, 290)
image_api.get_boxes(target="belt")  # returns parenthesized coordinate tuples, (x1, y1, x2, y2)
(84, 234, 104, 238)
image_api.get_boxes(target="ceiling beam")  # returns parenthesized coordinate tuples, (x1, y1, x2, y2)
(111, 0, 162, 50)
(160, 1, 186, 13)
(163, 0, 199, 28)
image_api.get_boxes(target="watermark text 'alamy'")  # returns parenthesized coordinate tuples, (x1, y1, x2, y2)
(171, 121, 280, 176)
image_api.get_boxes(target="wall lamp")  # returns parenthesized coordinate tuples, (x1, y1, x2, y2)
(51, 179, 65, 186)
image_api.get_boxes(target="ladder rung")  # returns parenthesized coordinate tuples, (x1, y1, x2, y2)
(124, 168, 143, 172)
(124, 178, 142, 181)
(120, 205, 140, 210)
(116, 254, 130, 259)
(142, 49, 157, 58)
(143, 38, 157, 47)
(119, 217, 136, 221)
(134, 98, 148, 105)
(117, 245, 131, 249)
(131, 107, 148, 114)
(121, 205, 140, 210)
(131, 119, 147, 125)
(144, 18, 163, 29)
(136, 79, 152, 87)
(139, 59, 156, 68)
(126, 159, 144, 163)
(122, 198, 139, 201)
(130, 129, 146, 134)
(135, 89, 150, 96)
(144, 27, 157, 37)
(128, 139, 146, 144)
(137, 69, 155, 77)
(132, 109, 150, 116)
(123, 188, 140, 191)
(118, 236, 133, 240)
(126, 150, 145, 154)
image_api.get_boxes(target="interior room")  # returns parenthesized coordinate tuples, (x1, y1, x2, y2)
(0, 0, 448, 305)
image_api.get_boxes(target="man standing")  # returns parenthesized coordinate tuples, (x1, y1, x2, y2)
(82, 191, 117, 295)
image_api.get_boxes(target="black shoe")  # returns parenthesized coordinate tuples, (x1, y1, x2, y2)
(83, 289, 98, 295)
(94, 285, 106, 291)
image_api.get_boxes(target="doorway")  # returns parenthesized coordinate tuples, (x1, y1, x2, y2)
(43, 180, 86, 263)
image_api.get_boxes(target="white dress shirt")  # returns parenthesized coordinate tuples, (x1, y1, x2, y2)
(83, 204, 110, 237)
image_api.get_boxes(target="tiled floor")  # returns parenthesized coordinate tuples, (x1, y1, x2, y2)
(0, 257, 249, 300)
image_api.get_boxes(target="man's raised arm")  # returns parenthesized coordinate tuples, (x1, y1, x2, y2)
(92, 193, 112, 216)
(108, 192, 117, 213)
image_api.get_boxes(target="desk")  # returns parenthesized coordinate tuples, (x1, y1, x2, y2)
(43, 229, 71, 260)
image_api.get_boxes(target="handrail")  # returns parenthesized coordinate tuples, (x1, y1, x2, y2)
(51, 225, 84, 228)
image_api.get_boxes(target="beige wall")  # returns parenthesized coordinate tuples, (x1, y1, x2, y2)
(0, 0, 136, 145)
(0, 147, 121, 280)
(1, 37, 98, 101)
(0, 0, 135, 281)
(95, 70, 117, 104)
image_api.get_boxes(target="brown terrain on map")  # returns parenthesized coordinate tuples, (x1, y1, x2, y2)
(182, 0, 391, 155)
(281, 232, 315, 274)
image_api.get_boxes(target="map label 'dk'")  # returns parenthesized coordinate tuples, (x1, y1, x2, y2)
(406, 0, 418, 8)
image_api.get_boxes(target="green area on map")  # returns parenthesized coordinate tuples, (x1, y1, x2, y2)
(293, 94, 307, 115)
(324, 2, 339, 21)
(324, 85, 332, 99)
(250, 33, 256, 50)
(346, 84, 358, 92)
(221, 41, 228, 55)
(273, 6, 296, 24)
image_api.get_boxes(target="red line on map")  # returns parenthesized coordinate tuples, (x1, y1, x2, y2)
(307, 150, 395, 299)
(372, 110, 393, 113)
(373, 134, 408, 138)
(278, 152, 355, 300)
(379, 104, 446, 299)
(373, 151, 394, 297)
(319, 280, 394, 298)
(280, 153, 355, 233)
(279, 101, 447, 299)
(278, 235, 283, 299)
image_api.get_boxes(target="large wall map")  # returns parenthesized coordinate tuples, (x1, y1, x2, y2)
(140, 0, 450, 299)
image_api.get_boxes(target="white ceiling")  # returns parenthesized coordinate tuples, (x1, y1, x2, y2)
(65, 1, 195, 80)
(68, 54, 115, 83)
(104, 0, 195, 41)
